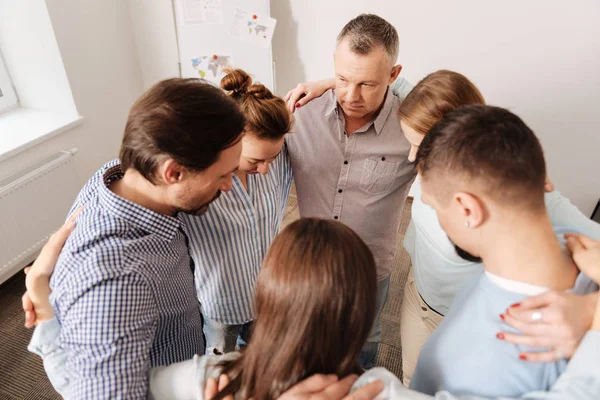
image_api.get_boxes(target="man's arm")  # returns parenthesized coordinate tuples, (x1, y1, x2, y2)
(58, 270, 157, 399)
(284, 76, 413, 113)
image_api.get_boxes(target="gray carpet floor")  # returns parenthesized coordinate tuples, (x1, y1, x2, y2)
(0, 193, 412, 399)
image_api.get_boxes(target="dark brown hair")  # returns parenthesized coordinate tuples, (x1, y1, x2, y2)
(213, 218, 378, 400)
(398, 70, 485, 135)
(221, 69, 292, 141)
(337, 14, 399, 63)
(417, 105, 546, 211)
(119, 78, 246, 183)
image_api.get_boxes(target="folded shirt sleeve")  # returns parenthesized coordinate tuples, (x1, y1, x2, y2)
(28, 318, 71, 396)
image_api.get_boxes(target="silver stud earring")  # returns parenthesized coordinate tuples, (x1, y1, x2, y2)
(465, 221, 471, 228)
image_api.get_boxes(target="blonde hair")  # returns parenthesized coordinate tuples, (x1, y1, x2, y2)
(221, 69, 292, 140)
(398, 70, 485, 135)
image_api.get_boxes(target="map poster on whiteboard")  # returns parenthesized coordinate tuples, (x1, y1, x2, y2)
(230, 8, 276, 49)
(191, 55, 232, 84)
(182, 0, 223, 25)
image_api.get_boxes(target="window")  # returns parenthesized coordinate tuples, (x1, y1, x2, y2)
(0, 50, 18, 113)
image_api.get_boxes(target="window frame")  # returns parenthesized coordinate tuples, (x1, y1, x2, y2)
(0, 49, 18, 113)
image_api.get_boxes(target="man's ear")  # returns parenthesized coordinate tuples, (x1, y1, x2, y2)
(454, 192, 486, 229)
(389, 64, 402, 85)
(158, 159, 185, 185)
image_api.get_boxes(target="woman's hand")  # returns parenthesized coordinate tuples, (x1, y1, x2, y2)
(204, 374, 383, 400)
(498, 290, 597, 361)
(204, 374, 233, 400)
(277, 374, 383, 400)
(497, 233, 600, 360)
(22, 208, 82, 327)
(284, 79, 335, 113)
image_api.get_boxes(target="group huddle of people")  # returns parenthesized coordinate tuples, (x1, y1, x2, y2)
(20, 13, 600, 400)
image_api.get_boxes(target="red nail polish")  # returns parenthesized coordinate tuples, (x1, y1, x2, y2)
(510, 303, 521, 308)
(499, 314, 505, 321)
(295, 103, 301, 108)
(496, 333, 505, 340)
(519, 354, 527, 360)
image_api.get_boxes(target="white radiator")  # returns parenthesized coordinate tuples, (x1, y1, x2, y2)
(0, 150, 81, 284)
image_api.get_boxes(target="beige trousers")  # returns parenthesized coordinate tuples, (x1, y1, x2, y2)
(400, 268, 444, 387)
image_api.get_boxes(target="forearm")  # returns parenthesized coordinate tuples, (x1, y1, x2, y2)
(545, 190, 600, 241)
(322, 78, 335, 89)
(26, 272, 55, 322)
(593, 294, 600, 330)
(582, 291, 599, 331)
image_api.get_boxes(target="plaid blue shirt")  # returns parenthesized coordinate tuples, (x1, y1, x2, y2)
(182, 146, 293, 324)
(49, 160, 204, 399)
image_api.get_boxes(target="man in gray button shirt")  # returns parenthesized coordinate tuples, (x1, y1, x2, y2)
(286, 14, 416, 368)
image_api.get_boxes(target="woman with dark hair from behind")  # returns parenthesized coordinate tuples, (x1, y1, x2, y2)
(205, 218, 377, 400)
(27, 218, 379, 400)
(24, 215, 600, 400)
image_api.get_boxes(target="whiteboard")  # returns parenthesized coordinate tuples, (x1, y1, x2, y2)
(173, 0, 274, 90)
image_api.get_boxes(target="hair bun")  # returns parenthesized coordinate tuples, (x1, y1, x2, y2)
(247, 84, 273, 100)
(221, 69, 252, 97)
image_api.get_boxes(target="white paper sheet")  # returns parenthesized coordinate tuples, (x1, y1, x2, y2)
(191, 54, 232, 84)
(230, 8, 277, 49)
(182, 0, 223, 25)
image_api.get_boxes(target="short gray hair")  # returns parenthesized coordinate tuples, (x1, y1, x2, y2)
(336, 14, 399, 63)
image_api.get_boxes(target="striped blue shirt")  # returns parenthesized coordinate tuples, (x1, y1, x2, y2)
(182, 146, 293, 324)
(49, 160, 204, 400)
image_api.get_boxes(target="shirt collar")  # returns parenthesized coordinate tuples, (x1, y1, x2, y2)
(485, 271, 549, 296)
(98, 163, 181, 241)
(373, 88, 394, 135)
(325, 88, 395, 136)
(324, 89, 338, 118)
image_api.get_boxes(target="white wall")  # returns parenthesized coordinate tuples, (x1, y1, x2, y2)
(127, 0, 180, 90)
(0, 0, 144, 187)
(272, 0, 600, 216)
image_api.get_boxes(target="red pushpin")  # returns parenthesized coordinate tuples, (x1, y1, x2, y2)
(252, 15, 257, 19)
(212, 54, 218, 60)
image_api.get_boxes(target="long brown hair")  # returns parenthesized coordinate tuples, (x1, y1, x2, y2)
(398, 70, 485, 135)
(221, 69, 292, 140)
(213, 218, 378, 400)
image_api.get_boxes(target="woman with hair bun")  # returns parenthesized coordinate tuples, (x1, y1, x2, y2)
(180, 68, 296, 356)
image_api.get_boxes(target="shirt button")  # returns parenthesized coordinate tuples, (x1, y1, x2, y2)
(381, 157, 386, 161)
(338, 189, 343, 193)
(334, 216, 339, 220)
(344, 161, 349, 165)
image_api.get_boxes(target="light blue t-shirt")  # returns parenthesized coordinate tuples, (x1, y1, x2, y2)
(410, 228, 599, 398)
